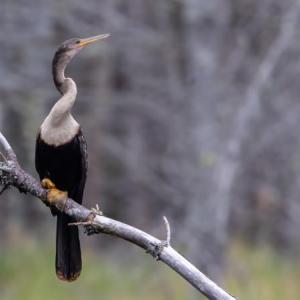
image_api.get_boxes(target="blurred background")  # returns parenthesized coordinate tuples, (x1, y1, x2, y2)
(1, 0, 300, 299)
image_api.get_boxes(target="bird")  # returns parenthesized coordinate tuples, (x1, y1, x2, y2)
(35, 34, 110, 281)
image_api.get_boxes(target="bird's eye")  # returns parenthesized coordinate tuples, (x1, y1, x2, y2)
(75, 40, 81, 44)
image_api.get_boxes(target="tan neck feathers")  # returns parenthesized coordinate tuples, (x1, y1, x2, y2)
(40, 78, 80, 146)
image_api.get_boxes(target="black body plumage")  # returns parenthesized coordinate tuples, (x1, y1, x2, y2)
(35, 129, 88, 281)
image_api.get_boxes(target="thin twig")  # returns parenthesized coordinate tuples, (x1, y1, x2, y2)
(0, 132, 13, 156)
(163, 216, 171, 246)
(0, 151, 7, 162)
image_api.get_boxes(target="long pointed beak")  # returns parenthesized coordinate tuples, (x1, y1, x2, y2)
(79, 34, 110, 47)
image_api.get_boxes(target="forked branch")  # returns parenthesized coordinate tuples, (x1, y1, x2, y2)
(0, 131, 236, 300)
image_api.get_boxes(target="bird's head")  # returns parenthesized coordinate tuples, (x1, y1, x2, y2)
(56, 34, 110, 59)
(53, 34, 110, 92)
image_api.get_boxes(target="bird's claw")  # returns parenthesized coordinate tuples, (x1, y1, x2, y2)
(41, 178, 68, 210)
(46, 189, 68, 206)
(41, 178, 56, 189)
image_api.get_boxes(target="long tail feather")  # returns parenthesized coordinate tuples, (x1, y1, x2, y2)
(56, 212, 82, 281)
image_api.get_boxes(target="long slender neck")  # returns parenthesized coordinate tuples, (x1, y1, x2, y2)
(40, 49, 80, 145)
(40, 78, 79, 145)
(49, 49, 79, 124)
(52, 49, 74, 94)
(47, 78, 78, 125)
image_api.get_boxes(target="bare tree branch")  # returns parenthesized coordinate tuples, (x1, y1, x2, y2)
(0, 131, 236, 300)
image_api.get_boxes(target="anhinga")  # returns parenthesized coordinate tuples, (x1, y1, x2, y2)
(35, 34, 109, 281)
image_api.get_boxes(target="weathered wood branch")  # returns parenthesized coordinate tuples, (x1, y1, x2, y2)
(0, 131, 236, 300)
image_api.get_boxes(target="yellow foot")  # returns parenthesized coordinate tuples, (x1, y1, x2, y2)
(41, 178, 56, 189)
(41, 178, 68, 208)
(47, 189, 68, 206)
